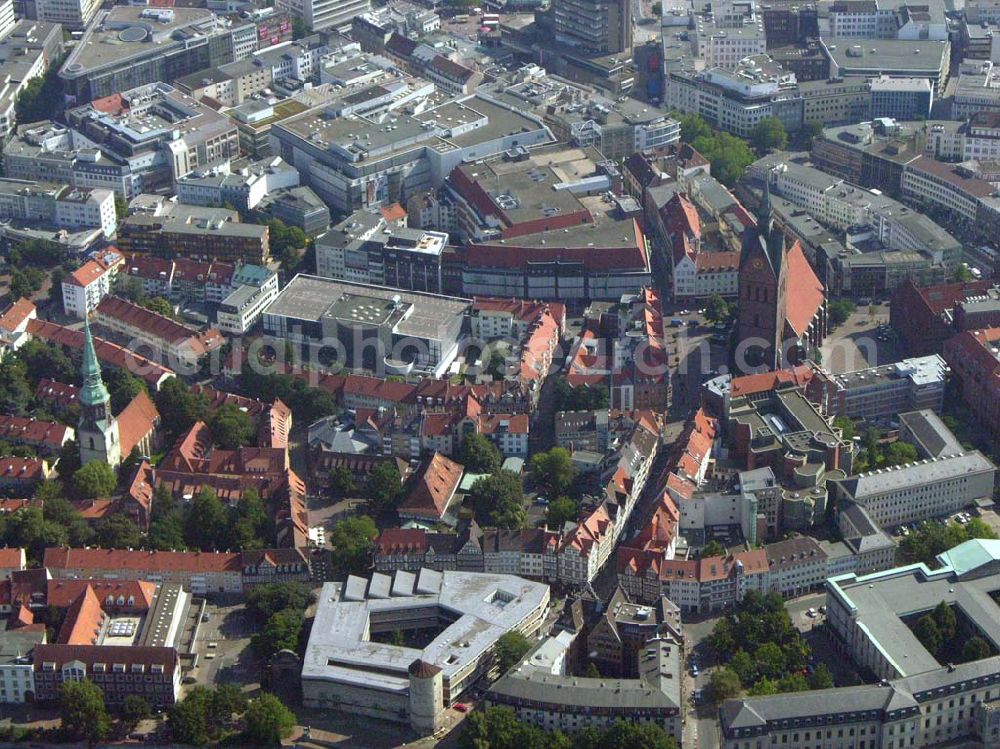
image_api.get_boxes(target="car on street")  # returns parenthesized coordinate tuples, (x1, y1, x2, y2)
(819, 605, 827, 615)
(454, 703, 470, 713)
(806, 607, 817, 618)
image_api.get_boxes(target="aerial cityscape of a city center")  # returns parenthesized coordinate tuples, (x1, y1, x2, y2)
(1, 0, 1000, 745)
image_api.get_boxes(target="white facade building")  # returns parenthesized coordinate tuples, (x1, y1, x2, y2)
(61, 248, 124, 319)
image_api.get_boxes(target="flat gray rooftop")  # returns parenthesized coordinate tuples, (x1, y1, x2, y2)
(265, 274, 470, 341)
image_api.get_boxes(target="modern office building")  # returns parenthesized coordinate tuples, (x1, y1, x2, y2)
(0, 22, 63, 141)
(816, 354, 949, 423)
(34, 0, 98, 28)
(270, 94, 551, 214)
(301, 571, 549, 733)
(551, 0, 632, 55)
(275, 0, 370, 33)
(58, 7, 241, 102)
(116, 206, 269, 265)
(261, 274, 470, 377)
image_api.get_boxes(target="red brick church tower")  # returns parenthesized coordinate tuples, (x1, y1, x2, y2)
(736, 180, 789, 373)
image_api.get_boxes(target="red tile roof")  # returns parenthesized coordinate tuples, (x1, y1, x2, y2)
(729, 364, 815, 398)
(0, 298, 36, 331)
(34, 643, 178, 673)
(399, 453, 464, 520)
(26, 319, 174, 389)
(785, 242, 825, 337)
(43, 547, 242, 574)
(0, 548, 23, 570)
(0, 415, 70, 449)
(0, 458, 46, 482)
(478, 413, 529, 435)
(694, 251, 739, 273)
(95, 296, 224, 357)
(46, 579, 156, 611)
(34, 379, 78, 409)
(380, 203, 408, 222)
(376, 528, 428, 555)
(58, 586, 105, 645)
(117, 390, 159, 458)
(472, 297, 567, 328)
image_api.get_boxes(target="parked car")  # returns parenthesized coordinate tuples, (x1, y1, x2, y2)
(454, 703, 470, 713)
(806, 607, 817, 618)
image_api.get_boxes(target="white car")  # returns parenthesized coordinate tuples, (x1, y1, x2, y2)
(806, 608, 817, 618)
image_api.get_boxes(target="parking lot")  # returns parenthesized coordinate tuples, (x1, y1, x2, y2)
(187, 600, 258, 692)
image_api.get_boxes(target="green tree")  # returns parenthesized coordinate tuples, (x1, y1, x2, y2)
(242, 693, 296, 747)
(460, 433, 503, 473)
(828, 299, 857, 327)
(749, 677, 778, 696)
(41, 488, 92, 546)
(552, 376, 610, 411)
(184, 487, 228, 551)
(754, 642, 786, 680)
(705, 293, 729, 324)
(583, 662, 601, 678)
(954, 264, 974, 282)
(121, 694, 151, 728)
(9, 267, 45, 300)
(208, 402, 254, 449)
(246, 582, 314, 622)
(168, 687, 210, 745)
(366, 460, 402, 511)
(691, 132, 755, 186)
(680, 113, 712, 143)
(49, 266, 67, 307)
(914, 614, 942, 656)
(469, 470, 525, 529)
(17, 339, 76, 385)
(72, 461, 116, 499)
(531, 447, 576, 496)
(710, 666, 742, 702)
(729, 650, 755, 685)
(14, 64, 63, 123)
(95, 514, 142, 549)
(833, 416, 856, 441)
(115, 197, 129, 221)
(701, 540, 727, 557)
(966, 517, 998, 540)
(227, 488, 273, 550)
(252, 608, 304, 658)
(933, 602, 957, 643)
(59, 678, 110, 745)
(808, 662, 834, 689)
(119, 276, 145, 303)
(328, 466, 357, 497)
(143, 296, 175, 318)
(883, 441, 918, 467)
(777, 672, 810, 693)
(208, 684, 248, 728)
(154, 378, 209, 442)
(107, 368, 148, 415)
(751, 117, 789, 153)
(546, 496, 578, 528)
(147, 514, 186, 551)
(292, 15, 308, 39)
(495, 631, 532, 674)
(329, 515, 378, 574)
(0, 358, 31, 415)
(963, 636, 992, 662)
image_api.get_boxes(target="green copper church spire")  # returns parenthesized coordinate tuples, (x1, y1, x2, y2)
(80, 317, 110, 408)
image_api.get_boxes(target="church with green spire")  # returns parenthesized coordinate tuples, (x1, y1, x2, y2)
(78, 318, 121, 468)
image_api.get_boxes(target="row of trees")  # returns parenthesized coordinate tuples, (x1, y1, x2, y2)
(238, 369, 337, 426)
(899, 517, 997, 566)
(169, 685, 295, 746)
(912, 602, 993, 665)
(707, 591, 826, 699)
(552, 376, 609, 412)
(247, 582, 315, 660)
(460, 707, 678, 749)
(146, 485, 275, 554)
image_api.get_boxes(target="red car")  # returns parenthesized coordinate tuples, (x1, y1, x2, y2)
(453, 703, 470, 713)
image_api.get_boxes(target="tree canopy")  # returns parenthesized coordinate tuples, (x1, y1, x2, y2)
(751, 117, 789, 153)
(460, 433, 503, 474)
(329, 515, 378, 574)
(899, 517, 997, 566)
(495, 631, 532, 674)
(209, 402, 255, 449)
(72, 461, 116, 500)
(59, 678, 110, 745)
(470, 470, 526, 529)
(242, 693, 296, 747)
(531, 447, 576, 497)
(691, 131, 755, 186)
(552, 376, 609, 411)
